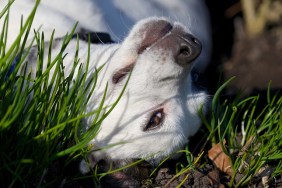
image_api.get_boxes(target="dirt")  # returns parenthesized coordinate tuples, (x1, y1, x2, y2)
(151, 164, 226, 188)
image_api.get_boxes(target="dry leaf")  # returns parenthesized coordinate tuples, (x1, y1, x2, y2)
(208, 139, 233, 176)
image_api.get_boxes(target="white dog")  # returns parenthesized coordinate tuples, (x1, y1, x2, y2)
(1, 0, 211, 185)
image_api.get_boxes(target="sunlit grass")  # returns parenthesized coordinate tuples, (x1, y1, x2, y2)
(0, 1, 110, 187)
(200, 79, 282, 187)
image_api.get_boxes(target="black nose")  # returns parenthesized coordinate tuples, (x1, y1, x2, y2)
(176, 33, 202, 66)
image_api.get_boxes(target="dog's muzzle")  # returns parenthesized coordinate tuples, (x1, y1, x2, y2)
(148, 20, 202, 66)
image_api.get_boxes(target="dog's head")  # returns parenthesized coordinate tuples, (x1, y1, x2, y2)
(81, 17, 208, 173)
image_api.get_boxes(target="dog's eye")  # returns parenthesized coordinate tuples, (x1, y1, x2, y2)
(144, 109, 164, 131)
(112, 64, 134, 84)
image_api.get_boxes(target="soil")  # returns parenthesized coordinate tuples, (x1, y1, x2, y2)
(46, 1, 282, 187)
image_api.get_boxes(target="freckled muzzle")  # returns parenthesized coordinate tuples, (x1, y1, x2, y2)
(137, 19, 202, 66)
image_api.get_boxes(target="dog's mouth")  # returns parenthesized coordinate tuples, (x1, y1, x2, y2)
(137, 22, 173, 55)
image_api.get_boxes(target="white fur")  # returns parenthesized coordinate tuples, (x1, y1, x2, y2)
(1, 0, 211, 173)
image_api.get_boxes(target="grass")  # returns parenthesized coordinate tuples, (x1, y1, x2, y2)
(0, 1, 109, 187)
(1, 1, 282, 187)
(199, 80, 282, 187)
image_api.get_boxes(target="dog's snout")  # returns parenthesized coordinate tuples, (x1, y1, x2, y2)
(149, 23, 202, 66)
(176, 34, 202, 66)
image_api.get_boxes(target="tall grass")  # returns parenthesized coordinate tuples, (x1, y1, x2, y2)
(201, 79, 282, 187)
(0, 1, 113, 186)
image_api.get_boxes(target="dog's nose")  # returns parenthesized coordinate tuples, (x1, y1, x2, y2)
(175, 33, 202, 66)
(130, 18, 202, 66)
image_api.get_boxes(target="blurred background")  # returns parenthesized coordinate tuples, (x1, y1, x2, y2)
(205, 0, 282, 96)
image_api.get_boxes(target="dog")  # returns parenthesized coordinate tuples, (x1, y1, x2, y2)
(1, 0, 211, 186)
